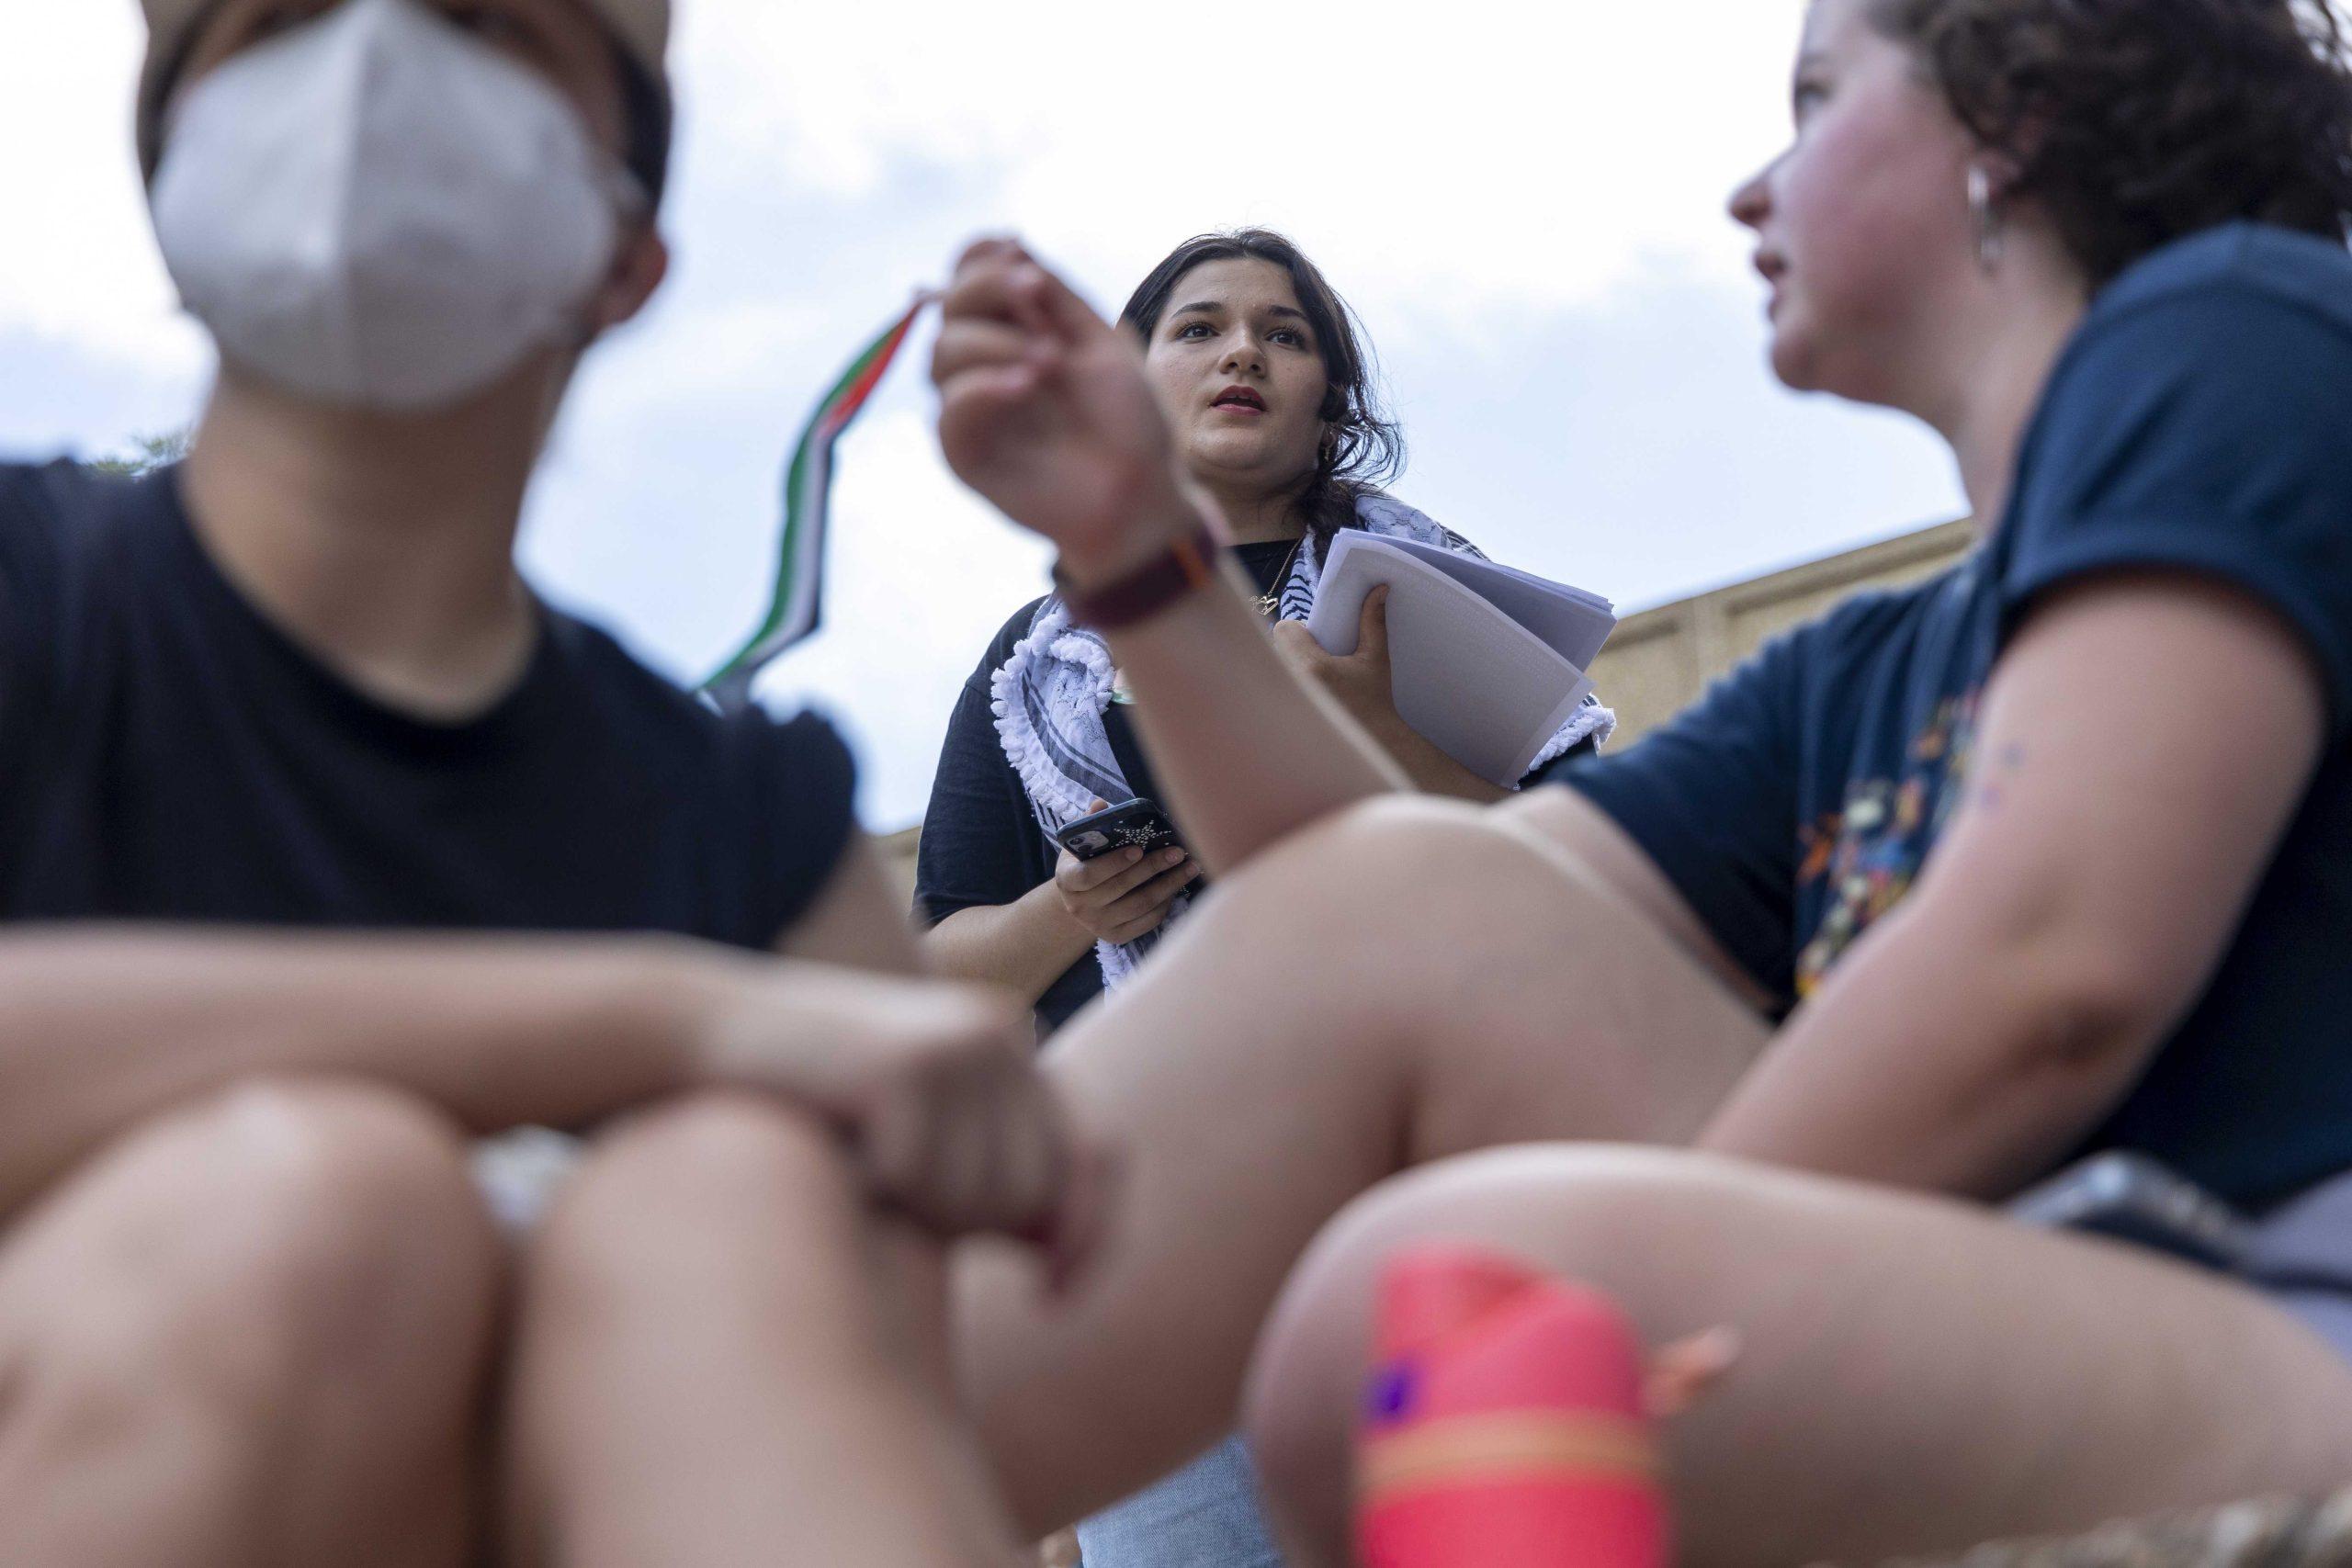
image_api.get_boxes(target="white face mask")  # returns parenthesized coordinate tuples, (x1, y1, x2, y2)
(149, 0, 639, 412)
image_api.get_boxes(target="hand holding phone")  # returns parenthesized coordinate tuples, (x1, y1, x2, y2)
(1051, 798, 1199, 946)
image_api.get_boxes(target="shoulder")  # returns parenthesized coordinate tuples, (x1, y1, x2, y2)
(0, 457, 120, 564)
(539, 609, 855, 788)
(969, 592, 1057, 685)
(2052, 224, 2352, 393)
(0, 458, 156, 637)
(2091, 222, 2352, 325)
(2004, 226, 2352, 730)
(539, 607, 859, 936)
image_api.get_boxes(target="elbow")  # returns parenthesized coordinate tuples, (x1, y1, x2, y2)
(1997, 932, 2174, 1093)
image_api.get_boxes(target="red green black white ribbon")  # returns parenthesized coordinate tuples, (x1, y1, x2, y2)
(703, 297, 926, 707)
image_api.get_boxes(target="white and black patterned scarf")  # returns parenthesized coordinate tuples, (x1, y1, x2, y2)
(991, 492, 1616, 990)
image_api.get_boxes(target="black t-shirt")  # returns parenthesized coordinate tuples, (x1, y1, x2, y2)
(917, 537, 1595, 1034)
(1564, 223, 2352, 1211)
(0, 461, 857, 948)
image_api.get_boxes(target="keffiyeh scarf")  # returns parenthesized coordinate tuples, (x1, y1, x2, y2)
(991, 492, 1617, 991)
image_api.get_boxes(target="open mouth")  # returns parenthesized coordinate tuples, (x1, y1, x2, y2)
(1211, 386, 1268, 413)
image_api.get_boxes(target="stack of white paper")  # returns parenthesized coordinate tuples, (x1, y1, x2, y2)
(1305, 534, 1617, 786)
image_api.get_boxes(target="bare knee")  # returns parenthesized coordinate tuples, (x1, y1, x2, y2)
(1241, 796, 1587, 917)
(527, 1094, 865, 1314)
(1242, 1146, 1747, 1547)
(129, 1080, 494, 1381)
(1197, 797, 1620, 1009)
(5, 1078, 497, 1502)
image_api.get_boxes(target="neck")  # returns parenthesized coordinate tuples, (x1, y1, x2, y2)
(1911, 250, 2091, 534)
(1199, 479, 1309, 547)
(179, 361, 557, 718)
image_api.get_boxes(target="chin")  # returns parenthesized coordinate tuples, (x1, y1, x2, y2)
(1186, 431, 1280, 476)
(1765, 310, 1827, 393)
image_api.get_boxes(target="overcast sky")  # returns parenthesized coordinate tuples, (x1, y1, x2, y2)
(1, 1, 1964, 829)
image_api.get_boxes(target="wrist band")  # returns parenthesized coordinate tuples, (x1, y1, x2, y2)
(1056, 523, 1221, 630)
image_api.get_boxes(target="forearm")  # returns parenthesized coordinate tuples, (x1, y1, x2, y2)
(1698, 910, 2154, 1199)
(0, 928, 728, 1217)
(1104, 528, 1405, 874)
(921, 890, 1094, 1003)
(1360, 712, 1510, 804)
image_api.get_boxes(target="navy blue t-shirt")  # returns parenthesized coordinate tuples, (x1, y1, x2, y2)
(0, 461, 858, 948)
(1565, 223, 2352, 1212)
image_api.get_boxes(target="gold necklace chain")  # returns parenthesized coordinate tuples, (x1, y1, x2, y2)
(1252, 534, 1309, 620)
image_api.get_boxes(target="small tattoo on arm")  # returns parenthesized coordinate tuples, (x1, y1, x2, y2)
(1968, 743, 2027, 815)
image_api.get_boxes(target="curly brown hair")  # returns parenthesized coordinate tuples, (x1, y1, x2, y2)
(1868, 0, 2352, 284)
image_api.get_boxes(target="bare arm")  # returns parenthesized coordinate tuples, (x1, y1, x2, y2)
(0, 905, 1079, 1240)
(0, 928, 713, 1217)
(924, 888, 1095, 1001)
(1699, 574, 2326, 1198)
(931, 238, 1404, 877)
(922, 836, 1199, 1002)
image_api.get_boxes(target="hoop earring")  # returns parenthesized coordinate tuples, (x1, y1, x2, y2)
(1968, 165, 2005, 273)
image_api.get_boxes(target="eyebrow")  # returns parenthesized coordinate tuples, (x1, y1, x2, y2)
(1170, 301, 1312, 323)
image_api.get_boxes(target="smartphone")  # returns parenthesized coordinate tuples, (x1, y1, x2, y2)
(2007, 1152, 2252, 1269)
(1055, 798, 1184, 863)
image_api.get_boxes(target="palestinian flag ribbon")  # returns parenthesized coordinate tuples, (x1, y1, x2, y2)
(702, 296, 928, 707)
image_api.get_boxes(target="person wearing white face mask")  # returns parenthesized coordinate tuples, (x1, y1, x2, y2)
(0, 3, 1096, 1562)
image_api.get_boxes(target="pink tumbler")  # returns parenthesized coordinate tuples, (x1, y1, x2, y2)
(1355, 1246, 1669, 1568)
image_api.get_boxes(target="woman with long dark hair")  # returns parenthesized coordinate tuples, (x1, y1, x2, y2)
(930, 0, 2352, 1560)
(916, 230, 1610, 1036)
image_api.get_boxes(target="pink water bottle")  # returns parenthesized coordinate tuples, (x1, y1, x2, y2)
(1355, 1246, 1670, 1568)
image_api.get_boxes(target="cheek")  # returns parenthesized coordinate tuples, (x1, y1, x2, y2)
(1142, 349, 1197, 425)
(1774, 118, 1968, 355)
(1281, 360, 1330, 434)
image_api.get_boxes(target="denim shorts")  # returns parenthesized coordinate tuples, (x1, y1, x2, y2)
(2232, 1169, 2352, 1361)
(2022, 1162, 2352, 1363)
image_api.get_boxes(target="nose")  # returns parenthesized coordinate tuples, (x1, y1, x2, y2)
(1219, 332, 1266, 377)
(1727, 155, 1778, 231)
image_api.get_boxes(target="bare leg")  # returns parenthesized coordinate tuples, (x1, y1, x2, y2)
(959, 798, 1770, 1531)
(0, 1081, 499, 1568)
(501, 1094, 1031, 1568)
(1244, 1145, 2352, 1567)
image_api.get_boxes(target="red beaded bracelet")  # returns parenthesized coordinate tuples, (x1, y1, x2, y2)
(1056, 523, 1222, 630)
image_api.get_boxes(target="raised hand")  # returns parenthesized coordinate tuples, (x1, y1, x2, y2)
(932, 237, 1197, 582)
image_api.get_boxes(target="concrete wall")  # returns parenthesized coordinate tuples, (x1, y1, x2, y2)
(876, 519, 1978, 891)
(1587, 519, 1974, 745)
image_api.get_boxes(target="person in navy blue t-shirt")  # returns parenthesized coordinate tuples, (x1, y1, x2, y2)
(929, 1, 2352, 1558)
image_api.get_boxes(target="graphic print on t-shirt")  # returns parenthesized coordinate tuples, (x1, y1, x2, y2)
(1792, 693, 1981, 997)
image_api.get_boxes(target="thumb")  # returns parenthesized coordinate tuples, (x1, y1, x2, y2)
(1088, 798, 1110, 814)
(1358, 585, 1392, 659)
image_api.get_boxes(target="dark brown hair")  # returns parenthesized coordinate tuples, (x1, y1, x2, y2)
(1868, 0, 2352, 285)
(1120, 230, 1405, 545)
